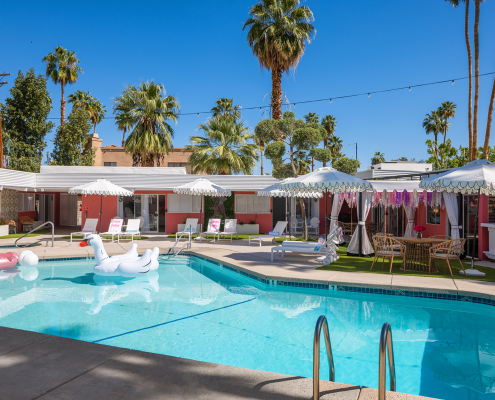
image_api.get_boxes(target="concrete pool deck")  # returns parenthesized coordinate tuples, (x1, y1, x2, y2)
(0, 326, 436, 400)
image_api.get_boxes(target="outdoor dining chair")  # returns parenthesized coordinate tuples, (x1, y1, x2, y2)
(371, 236, 406, 273)
(429, 238, 466, 276)
(308, 217, 320, 235)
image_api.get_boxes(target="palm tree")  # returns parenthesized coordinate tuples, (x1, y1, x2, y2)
(42, 46, 83, 127)
(185, 118, 259, 175)
(445, 0, 473, 159)
(321, 115, 337, 149)
(371, 152, 386, 165)
(328, 135, 343, 167)
(243, 0, 315, 120)
(114, 80, 180, 166)
(114, 110, 134, 147)
(423, 110, 445, 158)
(211, 98, 242, 121)
(483, 78, 495, 159)
(68, 90, 94, 111)
(87, 100, 107, 134)
(438, 101, 457, 143)
(304, 112, 319, 124)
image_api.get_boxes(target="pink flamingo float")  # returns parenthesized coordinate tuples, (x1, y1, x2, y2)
(0, 252, 19, 270)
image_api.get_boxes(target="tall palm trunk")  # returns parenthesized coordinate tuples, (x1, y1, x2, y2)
(122, 128, 126, 147)
(271, 68, 282, 120)
(483, 78, 495, 159)
(60, 83, 66, 128)
(260, 148, 264, 175)
(444, 122, 447, 144)
(434, 131, 439, 159)
(0, 108, 3, 168)
(472, 0, 481, 160)
(465, 0, 474, 160)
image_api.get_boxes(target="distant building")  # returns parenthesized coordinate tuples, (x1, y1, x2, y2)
(85, 133, 195, 173)
(356, 161, 433, 180)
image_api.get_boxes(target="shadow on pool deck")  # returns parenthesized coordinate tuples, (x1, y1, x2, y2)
(0, 326, 436, 400)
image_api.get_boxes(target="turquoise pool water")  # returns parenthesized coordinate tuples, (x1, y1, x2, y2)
(1, 256, 495, 399)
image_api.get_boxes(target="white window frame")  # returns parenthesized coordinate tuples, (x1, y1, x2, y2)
(235, 194, 270, 214)
(167, 194, 202, 213)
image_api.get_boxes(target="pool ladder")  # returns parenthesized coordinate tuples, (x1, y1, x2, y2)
(312, 316, 396, 400)
(167, 224, 192, 256)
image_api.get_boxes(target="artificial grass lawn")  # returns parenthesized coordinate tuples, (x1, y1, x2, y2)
(62, 235, 149, 240)
(317, 244, 495, 282)
(166, 233, 317, 243)
(0, 229, 51, 240)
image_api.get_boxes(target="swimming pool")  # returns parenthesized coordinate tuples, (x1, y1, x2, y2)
(1, 255, 495, 399)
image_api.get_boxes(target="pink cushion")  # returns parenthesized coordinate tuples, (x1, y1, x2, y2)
(224, 228, 235, 233)
(82, 228, 94, 232)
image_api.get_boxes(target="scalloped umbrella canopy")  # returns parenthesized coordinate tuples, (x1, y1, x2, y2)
(173, 179, 231, 235)
(420, 159, 495, 194)
(257, 178, 323, 198)
(279, 167, 373, 193)
(68, 179, 134, 196)
(173, 178, 231, 197)
(69, 179, 133, 233)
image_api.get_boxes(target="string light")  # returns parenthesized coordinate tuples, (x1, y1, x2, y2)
(452, 80, 455, 85)
(294, 103, 297, 108)
(42, 71, 495, 119)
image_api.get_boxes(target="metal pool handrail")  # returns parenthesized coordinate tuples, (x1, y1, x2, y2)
(15, 221, 54, 248)
(379, 323, 396, 399)
(168, 224, 192, 256)
(313, 315, 335, 400)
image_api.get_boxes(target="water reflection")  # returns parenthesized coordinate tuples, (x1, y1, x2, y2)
(0, 266, 38, 283)
(85, 272, 160, 315)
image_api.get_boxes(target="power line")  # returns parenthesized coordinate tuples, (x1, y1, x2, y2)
(42, 71, 495, 120)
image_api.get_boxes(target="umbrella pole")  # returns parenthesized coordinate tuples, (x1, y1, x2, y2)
(287, 197, 291, 241)
(325, 190, 328, 237)
(99, 195, 103, 234)
(471, 189, 480, 270)
(358, 192, 363, 257)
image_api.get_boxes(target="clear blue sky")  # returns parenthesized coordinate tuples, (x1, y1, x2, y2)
(2, 0, 495, 174)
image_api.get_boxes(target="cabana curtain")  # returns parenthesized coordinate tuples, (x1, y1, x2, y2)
(347, 192, 374, 256)
(330, 195, 344, 244)
(404, 206, 415, 237)
(443, 192, 460, 240)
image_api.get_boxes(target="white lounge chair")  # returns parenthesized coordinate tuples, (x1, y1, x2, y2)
(217, 219, 238, 242)
(249, 221, 288, 247)
(118, 218, 142, 242)
(100, 218, 124, 242)
(176, 218, 199, 241)
(271, 227, 342, 263)
(290, 216, 302, 233)
(70, 218, 99, 243)
(198, 218, 221, 242)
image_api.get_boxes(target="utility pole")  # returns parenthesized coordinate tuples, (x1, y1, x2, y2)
(0, 73, 11, 169)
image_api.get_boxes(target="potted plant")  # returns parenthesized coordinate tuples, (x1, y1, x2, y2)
(414, 225, 426, 239)
(0, 220, 9, 237)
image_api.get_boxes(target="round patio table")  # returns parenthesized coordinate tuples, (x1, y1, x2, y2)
(392, 237, 447, 273)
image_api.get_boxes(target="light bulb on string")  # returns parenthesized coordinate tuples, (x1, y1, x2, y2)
(452, 80, 455, 85)
(294, 103, 297, 108)
(368, 93, 371, 98)
(197, 113, 200, 117)
(330, 98, 332, 103)
(409, 87, 411, 91)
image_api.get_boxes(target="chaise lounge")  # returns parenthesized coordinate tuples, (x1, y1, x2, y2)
(249, 221, 288, 246)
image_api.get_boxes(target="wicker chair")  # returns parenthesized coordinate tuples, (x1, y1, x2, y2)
(371, 236, 406, 273)
(19, 215, 34, 232)
(1, 218, 17, 234)
(429, 238, 466, 276)
(430, 235, 451, 241)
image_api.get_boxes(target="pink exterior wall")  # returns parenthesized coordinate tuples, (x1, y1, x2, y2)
(415, 202, 447, 238)
(81, 195, 118, 233)
(234, 191, 273, 234)
(479, 194, 489, 260)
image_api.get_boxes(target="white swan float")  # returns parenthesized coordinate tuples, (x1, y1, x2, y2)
(80, 234, 159, 276)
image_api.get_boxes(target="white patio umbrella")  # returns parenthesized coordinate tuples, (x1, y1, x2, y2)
(420, 159, 495, 276)
(173, 178, 231, 237)
(280, 167, 374, 257)
(68, 179, 134, 233)
(258, 178, 322, 239)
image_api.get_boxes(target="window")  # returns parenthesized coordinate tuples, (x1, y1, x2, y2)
(17, 193, 35, 212)
(104, 162, 117, 167)
(235, 195, 270, 214)
(426, 205, 441, 225)
(167, 194, 201, 213)
(168, 162, 189, 168)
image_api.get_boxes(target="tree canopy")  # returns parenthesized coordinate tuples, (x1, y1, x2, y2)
(0, 68, 54, 172)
